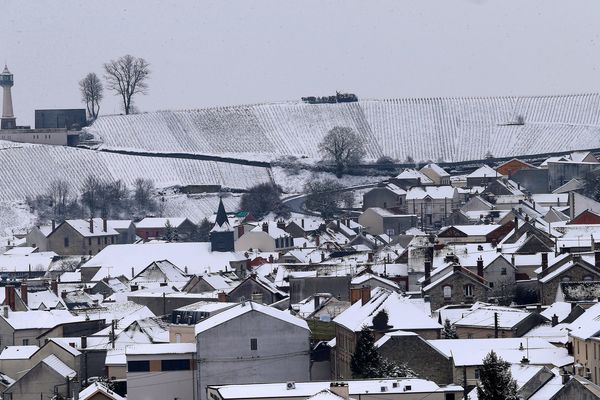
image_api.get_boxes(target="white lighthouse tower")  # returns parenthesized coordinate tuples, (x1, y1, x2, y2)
(0, 65, 16, 129)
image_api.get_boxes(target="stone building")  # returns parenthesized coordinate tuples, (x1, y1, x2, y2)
(46, 219, 119, 256)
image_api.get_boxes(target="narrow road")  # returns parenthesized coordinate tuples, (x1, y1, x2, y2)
(282, 183, 380, 216)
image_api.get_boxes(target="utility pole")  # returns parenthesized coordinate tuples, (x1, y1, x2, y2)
(494, 312, 499, 338)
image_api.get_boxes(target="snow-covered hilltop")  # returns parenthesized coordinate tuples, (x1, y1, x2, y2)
(87, 94, 600, 163)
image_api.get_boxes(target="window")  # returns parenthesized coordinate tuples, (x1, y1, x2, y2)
(250, 338, 258, 351)
(127, 360, 150, 372)
(464, 284, 474, 297)
(501, 268, 507, 276)
(161, 359, 191, 371)
(489, 282, 494, 288)
(474, 368, 480, 379)
(22, 339, 29, 345)
(88, 238, 92, 246)
(443, 285, 452, 299)
(64, 237, 69, 247)
(97, 237, 101, 245)
(175, 333, 182, 343)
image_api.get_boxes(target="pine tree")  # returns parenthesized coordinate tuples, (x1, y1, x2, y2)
(442, 318, 458, 339)
(350, 326, 415, 379)
(372, 309, 389, 330)
(164, 219, 175, 242)
(350, 326, 381, 378)
(476, 350, 518, 400)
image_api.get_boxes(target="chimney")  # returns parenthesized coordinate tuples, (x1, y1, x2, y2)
(268, 254, 274, 263)
(262, 222, 269, 233)
(361, 286, 371, 305)
(321, 252, 325, 262)
(81, 336, 87, 349)
(20, 283, 28, 307)
(350, 287, 362, 304)
(2, 306, 7, 318)
(541, 252, 548, 273)
(277, 220, 286, 230)
(329, 383, 349, 400)
(301, 219, 305, 229)
(51, 220, 56, 231)
(130, 284, 139, 292)
(103, 217, 108, 232)
(218, 291, 228, 302)
(336, 220, 340, 229)
(4, 286, 15, 311)
(89, 218, 94, 234)
(368, 252, 374, 263)
(453, 263, 462, 273)
(131, 267, 135, 278)
(50, 279, 58, 296)
(477, 256, 484, 278)
(424, 261, 431, 285)
(237, 225, 244, 238)
(514, 215, 518, 230)
(314, 295, 320, 310)
(315, 235, 320, 247)
(561, 368, 570, 385)
(551, 314, 559, 327)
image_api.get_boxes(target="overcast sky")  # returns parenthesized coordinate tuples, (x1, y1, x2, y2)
(1, 0, 599, 126)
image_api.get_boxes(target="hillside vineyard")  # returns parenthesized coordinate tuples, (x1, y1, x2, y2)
(88, 94, 600, 162)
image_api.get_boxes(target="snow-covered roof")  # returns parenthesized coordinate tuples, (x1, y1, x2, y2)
(79, 382, 126, 400)
(62, 218, 119, 237)
(420, 163, 450, 177)
(0, 251, 57, 273)
(429, 337, 572, 367)
(82, 242, 245, 280)
(195, 301, 308, 335)
(136, 217, 189, 229)
(540, 302, 572, 323)
(406, 186, 456, 200)
(454, 305, 533, 329)
(568, 302, 600, 340)
(1, 309, 84, 330)
(0, 345, 39, 360)
(3, 247, 37, 256)
(333, 287, 439, 332)
(126, 343, 196, 355)
(395, 169, 433, 184)
(42, 354, 76, 378)
(438, 224, 501, 237)
(351, 273, 399, 289)
(467, 165, 503, 179)
(209, 378, 461, 399)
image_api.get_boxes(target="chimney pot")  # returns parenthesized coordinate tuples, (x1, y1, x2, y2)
(477, 256, 484, 277)
(4, 286, 15, 311)
(89, 218, 94, 234)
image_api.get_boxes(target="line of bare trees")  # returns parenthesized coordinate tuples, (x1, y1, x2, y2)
(27, 177, 159, 224)
(79, 54, 151, 121)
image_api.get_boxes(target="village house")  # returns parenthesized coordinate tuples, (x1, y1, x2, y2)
(332, 287, 441, 379)
(538, 254, 600, 305)
(406, 186, 459, 228)
(390, 169, 433, 189)
(453, 304, 546, 339)
(126, 343, 196, 400)
(135, 217, 197, 241)
(466, 165, 503, 187)
(361, 183, 407, 212)
(194, 301, 310, 400)
(358, 208, 417, 236)
(420, 163, 451, 185)
(234, 221, 295, 252)
(46, 218, 119, 256)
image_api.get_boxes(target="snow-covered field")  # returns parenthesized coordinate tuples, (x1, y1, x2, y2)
(160, 193, 241, 222)
(87, 94, 600, 163)
(0, 142, 272, 202)
(271, 167, 383, 195)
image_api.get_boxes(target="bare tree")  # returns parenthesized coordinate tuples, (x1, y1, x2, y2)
(134, 178, 157, 215)
(319, 126, 366, 177)
(79, 73, 103, 120)
(104, 55, 150, 115)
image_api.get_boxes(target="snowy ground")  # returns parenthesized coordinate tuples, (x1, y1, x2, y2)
(0, 201, 37, 251)
(271, 166, 383, 195)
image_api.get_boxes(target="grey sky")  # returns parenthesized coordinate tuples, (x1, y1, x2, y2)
(1, 0, 599, 126)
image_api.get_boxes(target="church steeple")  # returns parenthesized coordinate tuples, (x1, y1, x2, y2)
(210, 197, 235, 252)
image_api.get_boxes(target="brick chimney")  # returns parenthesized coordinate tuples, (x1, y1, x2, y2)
(277, 220, 286, 230)
(301, 219, 305, 229)
(477, 256, 484, 278)
(261, 222, 269, 233)
(361, 286, 371, 305)
(218, 291, 228, 302)
(350, 287, 362, 304)
(20, 283, 27, 307)
(368, 252, 374, 263)
(268, 254, 274, 263)
(50, 279, 58, 296)
(51, 220, 56, 231)
(4, 285, 15, 311)
(329, 383, 349, 400)
(551, 314, 559, 327)
(89, 218, 94, 234)
(315, 235, 320, 247)
(424, 260, 431, 286)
